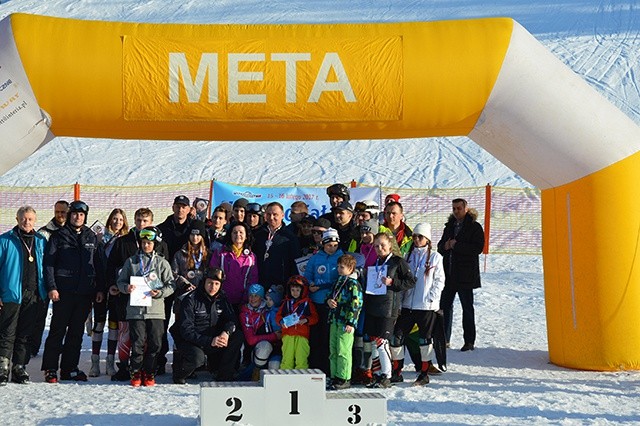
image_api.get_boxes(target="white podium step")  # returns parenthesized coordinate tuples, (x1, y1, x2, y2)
(200, 369, 387, 425)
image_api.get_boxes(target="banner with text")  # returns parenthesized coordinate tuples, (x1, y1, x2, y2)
(213, 181, 379, 223)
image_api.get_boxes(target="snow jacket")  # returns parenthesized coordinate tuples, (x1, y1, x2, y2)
(380, 222, 413, 256)
(276, 281, 318, 339)
(303, 248, 344, 305)
(44, 223, 97, 295)
(209, 246, 258, 305)
(117, 251, 175, 320)
(437, 209, 484, 290)
(178, 286, 239, 349)
(0, 227, 47, 303)
(240, 301, 280, 347)
(327, 272, 363, 328)
(172, 243, 209, 293)
(157, 215, 194, 262)
(37, 218, 64, 241)
(364, 254, 416, 319)
(402, 246, 445, 311)
(106, 229, 169, 287)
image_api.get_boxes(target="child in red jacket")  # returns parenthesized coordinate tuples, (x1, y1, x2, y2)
(276, 275, 318, 369)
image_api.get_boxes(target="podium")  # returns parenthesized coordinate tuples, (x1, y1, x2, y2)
(200, 369, 387, 425)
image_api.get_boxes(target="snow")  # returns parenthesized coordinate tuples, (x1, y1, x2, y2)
(1, 1, 640, 425)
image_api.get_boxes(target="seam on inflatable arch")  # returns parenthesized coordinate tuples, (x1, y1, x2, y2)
(566, 192, 577, 330)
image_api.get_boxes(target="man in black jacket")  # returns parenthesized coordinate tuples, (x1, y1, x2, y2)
(437, 198, 485, 352)
(252, 202, 301, 289)
(157, 195, 195, 374)
(41, 200, 98, 383)
(171, 268, 243, 384)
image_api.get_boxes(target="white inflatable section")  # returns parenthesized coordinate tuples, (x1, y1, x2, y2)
(0, 19, 53, 176)
(469, 22, 640, 189)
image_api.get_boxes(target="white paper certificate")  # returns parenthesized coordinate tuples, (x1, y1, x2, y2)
(130, 276, 152, 307)
(366, 265, 388, 295)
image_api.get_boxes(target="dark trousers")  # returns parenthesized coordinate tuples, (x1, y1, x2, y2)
(157, 294, 175, 367)
(41, 292, 93, 371)
(440, 286, 476, 345)
(129, 319, 164, 373)
(29, 298, 50, 356)
(308, 303, 330, 375)
(174, 331, 243, 381)
(0, 289, 43, 365)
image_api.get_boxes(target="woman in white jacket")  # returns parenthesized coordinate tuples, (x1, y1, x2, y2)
(389, 223, 445, 386)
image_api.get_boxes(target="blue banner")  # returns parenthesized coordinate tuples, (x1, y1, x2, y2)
(213, 181, 380, 223)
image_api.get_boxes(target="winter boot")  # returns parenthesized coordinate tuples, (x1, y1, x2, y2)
(60, 369, 88, 381)
(89, 354, 101, 377)
(130, 370, 142, 387)
(143, 371, 156, 387)
(44, 369, 58, 383)
(11, 364, 30, 384)
(112, 361, 130, 381)
(413, 371, 430, 386)
(0, 357, 9, 386)
(390, 359, 404, 383)
(367, 373, 392, 389)
(105, 354, 116, 376)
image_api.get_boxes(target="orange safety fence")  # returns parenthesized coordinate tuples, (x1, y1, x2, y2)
(0, 181, 541, 255)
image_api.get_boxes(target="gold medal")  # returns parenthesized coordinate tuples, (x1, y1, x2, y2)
(28, 256, 34, 262)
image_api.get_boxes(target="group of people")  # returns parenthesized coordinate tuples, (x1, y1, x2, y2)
(0, 183, 484, 390)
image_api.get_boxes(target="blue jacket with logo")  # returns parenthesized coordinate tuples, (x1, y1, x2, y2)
(303, 248, 344, 304)
(0, 227, 47, 303)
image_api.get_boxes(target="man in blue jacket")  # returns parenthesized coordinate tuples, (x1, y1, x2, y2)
(0, 206, 48, 385)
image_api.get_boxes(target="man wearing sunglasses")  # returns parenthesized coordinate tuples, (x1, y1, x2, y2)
(41, 200, 98, 383)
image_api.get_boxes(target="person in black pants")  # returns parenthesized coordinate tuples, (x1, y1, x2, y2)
(437, 198, 485, 352)
(171, 268, 243, 384)
(41, 201, 99, 383)
(156, 195, 195, 375)
(0, 206, 48, 385)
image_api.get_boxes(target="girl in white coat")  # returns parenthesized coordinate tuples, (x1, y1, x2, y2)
(389, 223, 445, 386)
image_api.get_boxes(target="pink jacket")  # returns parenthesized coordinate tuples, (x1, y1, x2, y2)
(209, 247, 259, 305)
(239, 302, 280, 347)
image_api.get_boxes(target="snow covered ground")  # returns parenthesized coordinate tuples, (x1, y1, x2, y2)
(1, 1, 640, 425)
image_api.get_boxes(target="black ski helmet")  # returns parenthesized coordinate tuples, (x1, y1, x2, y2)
(326, 183, 350, 202)
(68, 200, 89, 224)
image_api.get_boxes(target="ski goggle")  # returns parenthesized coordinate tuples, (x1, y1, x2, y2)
(69, 200, 89, 214)
(246, 203, 262, 214)
(139, 228, 158, 241)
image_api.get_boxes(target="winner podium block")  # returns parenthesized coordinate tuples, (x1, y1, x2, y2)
(200, 369, 387, 425)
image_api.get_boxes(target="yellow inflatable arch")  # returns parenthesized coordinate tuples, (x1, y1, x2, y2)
(2, 13, 640, 370)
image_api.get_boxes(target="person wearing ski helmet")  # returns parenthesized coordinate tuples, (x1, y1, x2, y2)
(116, 225, 175, 387)
(42, 200, 98, 383)
(319, 183, 351, 227)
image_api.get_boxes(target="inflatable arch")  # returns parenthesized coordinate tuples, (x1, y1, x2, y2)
(2, 13, 640, 370)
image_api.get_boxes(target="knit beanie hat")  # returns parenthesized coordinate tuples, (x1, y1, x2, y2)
(360, 218, 379, 235)
(248, 283, 265, 299)
(266, 285, 284, 306)
(321, 228, 340, 245)
(413, 223, 432, 241)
